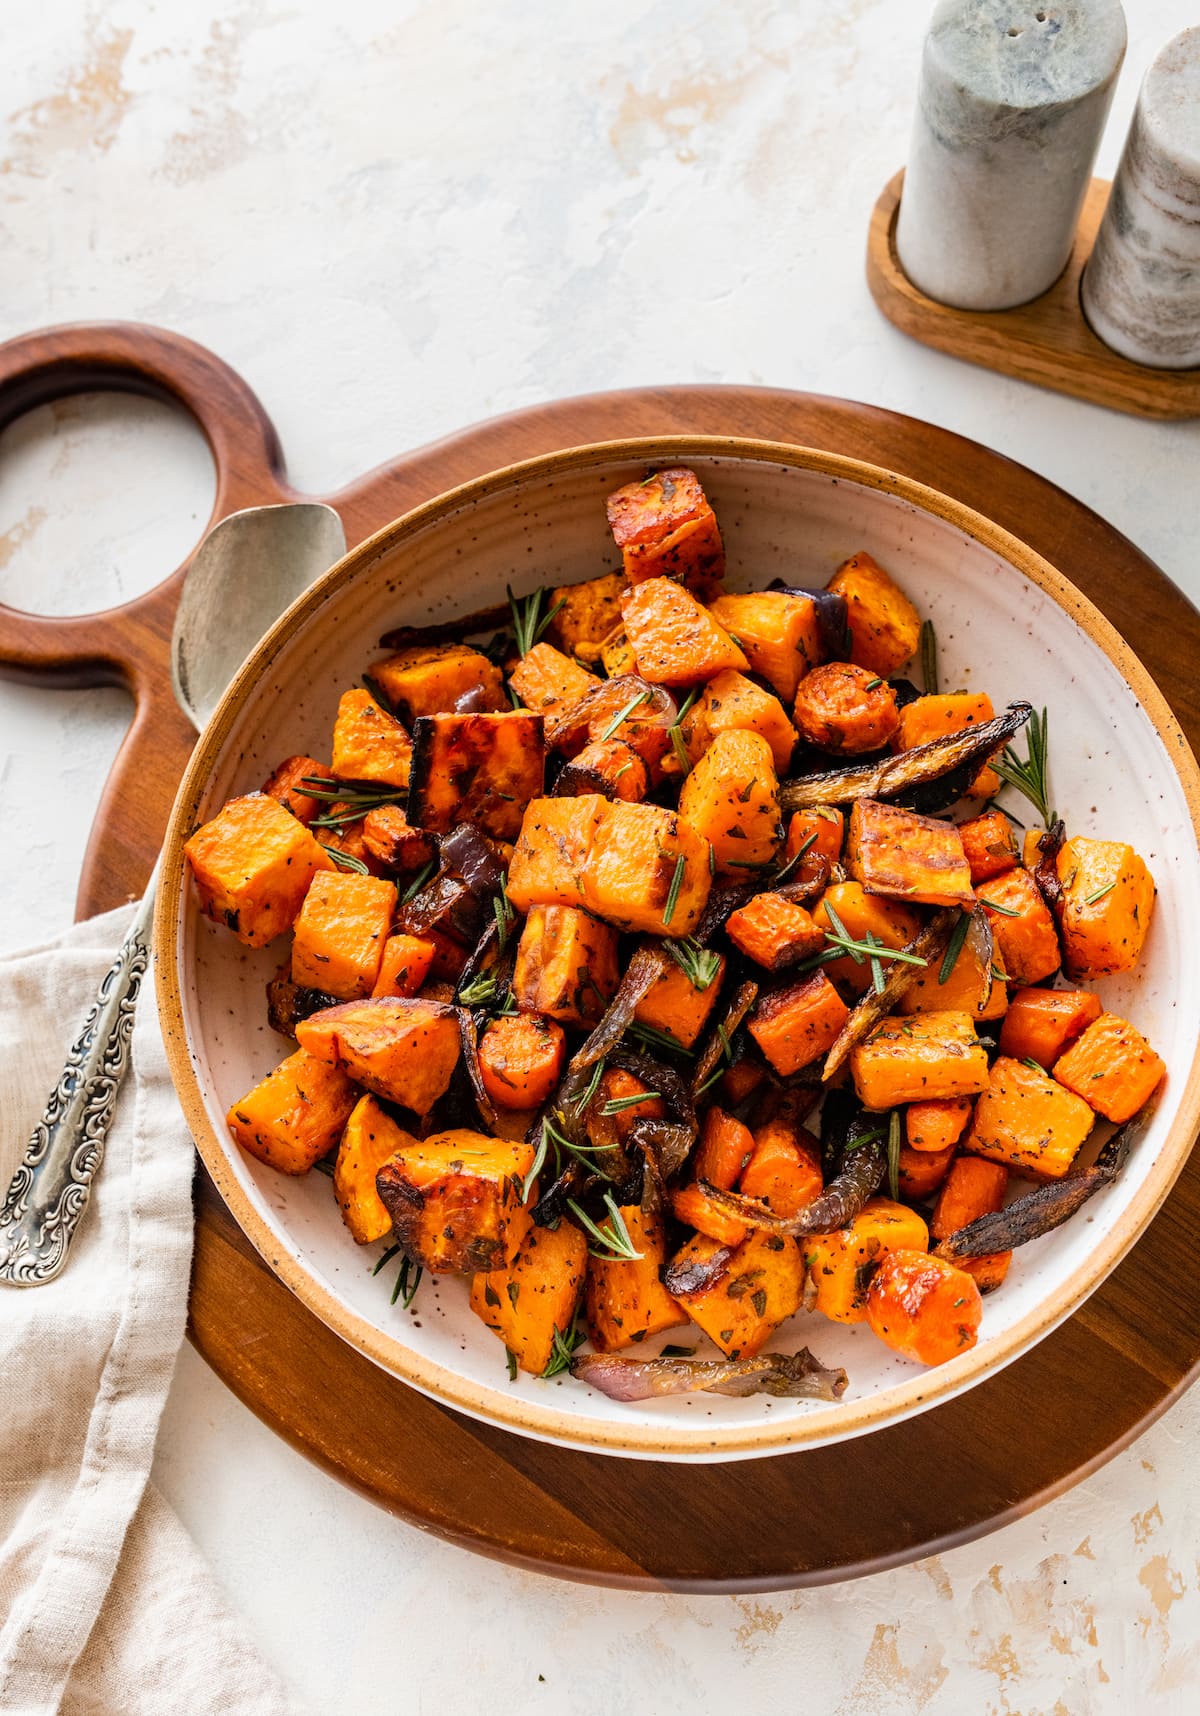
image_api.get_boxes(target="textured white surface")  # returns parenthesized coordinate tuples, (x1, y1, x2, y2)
(3, 0, 1200, 1708)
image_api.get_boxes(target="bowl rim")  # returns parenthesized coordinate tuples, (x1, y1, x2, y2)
(155, 434, 1200, 1458)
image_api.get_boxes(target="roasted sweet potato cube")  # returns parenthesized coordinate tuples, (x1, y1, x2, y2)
(739, 1122, 823, 1216)
(706, 592, 823, 701)
(725, 892, 825, 970)
(360, 804, 437, 873)
(585, 1208, 689, 1351)
(407, 710, 544, 841)
(512, 904, 619, 1028)
(749, 972, 850, 1076)
(906, 1097, 974, 1153)
(897, 1141, 957, 1200)
(846, 799, 973, 908)
(546, 572, 628, 661)
(605, 466, 725, 595)
(331, 688, 412, 789)
(966, 1056, 1094, 1179)
(508, 641, 600, 726)
(1055, 835, 1156, 979)
(262, 755, 332, 825)
(580, 801, 711, 936)
(291, 872, 396, 999)
(812, 881, 923, 995)
(369, 643, 506, 721)
(1053, 1013, 1165, 1122)
(378, 1129, 536, 1275)
(677, 729, 781, 878)
(632, 949, 725, 1049)
(506, 795, 606, 912)
(793, 663, 901, 755)
(671, 1230, 805, 1359)
(334, 1094, 417, 1244)
(599, 626, 638, 678)
(185, 792, 334, 948)
(681, 668, 798, 775)
(997, 986, 1102, 1068)
(621, 577, 747, 685)
(371, 932, 436, 998)
(554, 738, 649, 803)
(470, 1217, 588, 1372)
(226, 1048, 357, 1176)
(895, 693, 999, 797)
(958, 809, 1020, 884)
(296, 996, 461, 1113)
(826, 552, 920, 676)
(851, 1010, 989, 1110)
(977, 867, 1061, 986)
(801, 1199, 929, 1325)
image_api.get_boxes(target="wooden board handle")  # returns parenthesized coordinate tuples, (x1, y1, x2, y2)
(0, 322, 297, 913)
(0, 320, 293, 688)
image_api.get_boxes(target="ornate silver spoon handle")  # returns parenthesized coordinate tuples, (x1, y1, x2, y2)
(0, 886, 154, 1286)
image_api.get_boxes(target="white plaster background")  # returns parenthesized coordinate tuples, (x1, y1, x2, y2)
(2, 1, 1200, 1710)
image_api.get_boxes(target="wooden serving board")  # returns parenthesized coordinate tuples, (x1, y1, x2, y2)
(3, 321, 1200, 1590)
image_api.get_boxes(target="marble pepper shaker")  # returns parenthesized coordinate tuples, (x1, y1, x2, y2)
(1082, 29, 1200, 369)
(897, 1, 1127, 311)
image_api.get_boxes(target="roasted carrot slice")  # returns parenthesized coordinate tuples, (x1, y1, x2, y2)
(802, 1199, 929, 1325)
(477, 1013, 567, 1111)
(793, 663, 900, 755)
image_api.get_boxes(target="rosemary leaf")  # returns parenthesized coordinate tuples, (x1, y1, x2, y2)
(326, 845, 370, 875)
(920, 619, 938, 696)
(938, 911, 971, 984)
(887, 1109, 902, 1203)
(663, 853, 686, 927)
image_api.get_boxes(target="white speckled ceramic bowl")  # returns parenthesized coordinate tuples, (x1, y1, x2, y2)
(156, 439, 1200, 1460)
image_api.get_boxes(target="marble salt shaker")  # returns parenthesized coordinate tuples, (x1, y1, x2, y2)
(1081, 29, 1200, 369)
(897, 2, 1127, 311)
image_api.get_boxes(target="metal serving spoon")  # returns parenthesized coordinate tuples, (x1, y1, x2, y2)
(0, 502, 347, 1287)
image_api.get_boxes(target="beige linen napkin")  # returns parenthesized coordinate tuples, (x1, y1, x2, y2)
(0, 907, 303, 1716)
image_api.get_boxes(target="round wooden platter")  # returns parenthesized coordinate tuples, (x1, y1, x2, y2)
(3, 321, 1200, 1590)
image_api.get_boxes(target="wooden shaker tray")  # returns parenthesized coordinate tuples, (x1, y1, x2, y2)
(2, 321, 1199, 1590)
(867, 171, 1200, 421)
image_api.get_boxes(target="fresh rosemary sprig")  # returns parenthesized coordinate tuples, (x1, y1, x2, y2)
(598, 689, 650, 743)
(920, 619, 939, 696)
(493, 878, 514, 953)
(668, 687, 701, 772)
(844, 1123, 890, 1151)
(541, 1315, 585, 1378)
(573, 1056, 607, 1113)
(325, 845, 370, 875)
(372, 1243, 421, 1308)
(568, 1193, 644, 1262)
(665, 936, 722, 992)
(982, 898, 1021, 918)
(662, 854, 686, 927)
(399, 858, 437, 905)
(600, 1089, 661, 1116)
(507, 584, 565, 658)
(863, 929, 886, 996)
(822, 900, 861, 964)
(887, 1109, 902, 1202)
(458, 970, 500, 1007)
(822, 930, 928, 969)
(939, 911, 971, 985)
(991, 706, 1054, 825)
(628, 1021, 693, 1057)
